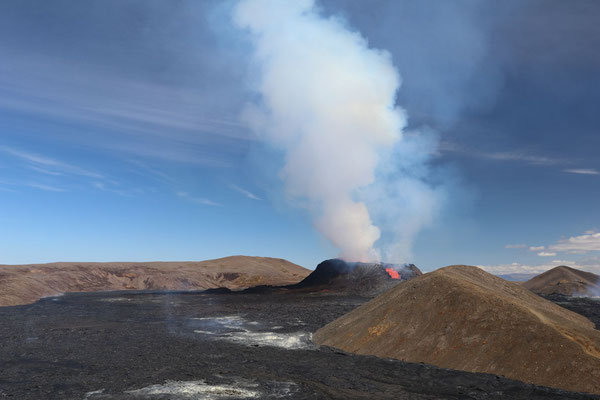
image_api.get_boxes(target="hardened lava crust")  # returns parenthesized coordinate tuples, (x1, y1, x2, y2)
(0, 290, 598, 399)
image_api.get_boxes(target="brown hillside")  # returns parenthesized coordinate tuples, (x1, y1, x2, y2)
(523, 265, 600, 296)
(313, 265, 600, 395)
(0, 256, 309, 307)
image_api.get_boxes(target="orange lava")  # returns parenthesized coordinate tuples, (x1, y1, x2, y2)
(385, 268, 400, 279)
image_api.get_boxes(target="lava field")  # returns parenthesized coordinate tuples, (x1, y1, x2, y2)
(0, 290, 598, 399)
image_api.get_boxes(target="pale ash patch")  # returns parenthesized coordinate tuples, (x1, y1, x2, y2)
(125, 380, 260, 398)
(223, 331, 314, 350)
(83, 389, 105, 399)
(84, 379, 299, 399)
(191, 315, 314, 350)
(99, 297, 133, 302)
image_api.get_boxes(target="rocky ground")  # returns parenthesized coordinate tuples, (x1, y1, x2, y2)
(542, 294, 600, 329)
(0, 290, 598, 399)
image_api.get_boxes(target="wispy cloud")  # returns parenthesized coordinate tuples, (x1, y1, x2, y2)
(1, 147, 151, 196)
(564, 168, 599, 175)
(176, 191, 221, 207)
(230, 184, 261, 201)
(0, 55, 253, 165)
(27, 165, 63, 176)
(480, 152, 558, 165)
(0, 73, 247, 143)
(92, 181, 144, 197)
(26, 183, 66, 192)
(1, 146, 103, 179)
(529, 245, 545, 251)
(537, 251, 556, 257)
(125, 159, 176, 185)
(0, 178, 64, 192)
(439, 141, 561, 166)
(505, 243, 526, 249)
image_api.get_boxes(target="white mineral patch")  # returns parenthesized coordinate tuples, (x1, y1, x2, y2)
(192, 316, 244, 321)
(192, 316, 246, 327)
(223, 331, 313, 350)
(99, 297, 133, 302)
(191, 316, 313, 349)
(83, 379, 300, 399)
(124, 380, 260, 399)
(83, 389, 105, 399)
(41, 293, 64, 301)
(573, 294, 600, 300)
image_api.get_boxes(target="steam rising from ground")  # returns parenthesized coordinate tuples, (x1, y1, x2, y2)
(125, 381, 260, 398)
(192, 315, 313, 350)
(575, 286, 600, 299)
(85, 379, 298, 399)
(233, 0, 439, 262)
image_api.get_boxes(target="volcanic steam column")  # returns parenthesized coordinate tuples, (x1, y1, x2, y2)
(233, 0, 438, 263)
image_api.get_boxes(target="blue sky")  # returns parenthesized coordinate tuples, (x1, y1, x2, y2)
(1, 0, 599, 274)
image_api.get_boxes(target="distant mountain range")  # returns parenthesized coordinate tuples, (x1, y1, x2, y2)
(0, 256, 310, 306)
(496, 272, 538, 281)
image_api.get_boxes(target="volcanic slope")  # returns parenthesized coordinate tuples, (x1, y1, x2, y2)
(0, 256, 309, 307)
(285, 258, 422, 296)
(313, 265, 600, 395)
(523, 265, 600, 296)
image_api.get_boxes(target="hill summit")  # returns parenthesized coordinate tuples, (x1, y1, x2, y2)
(523, 265, 600, 296)
(313, 265, 600, 394)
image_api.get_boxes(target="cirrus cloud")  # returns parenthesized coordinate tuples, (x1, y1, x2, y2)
(564, 168, 599, 175)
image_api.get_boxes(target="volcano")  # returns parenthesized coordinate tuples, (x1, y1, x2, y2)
(313, 265, 600, 395)
(285, 258, 421, 296)
(523, 265, 600, 296)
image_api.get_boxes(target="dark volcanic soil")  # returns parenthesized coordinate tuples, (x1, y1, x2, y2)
(0, 291, 598, 400)
(542, 294, 600, 329)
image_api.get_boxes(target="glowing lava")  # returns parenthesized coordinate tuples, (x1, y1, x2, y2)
(385, 268, 400, 279)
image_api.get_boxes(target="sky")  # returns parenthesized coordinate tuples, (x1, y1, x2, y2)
(0, 0, 599, 274)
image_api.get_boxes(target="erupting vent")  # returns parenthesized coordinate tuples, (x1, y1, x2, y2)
(385, 268, 400, 279)
(288, 259, 421, 296)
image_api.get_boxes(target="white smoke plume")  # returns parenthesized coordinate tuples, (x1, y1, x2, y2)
(233, 0, 439, 262)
